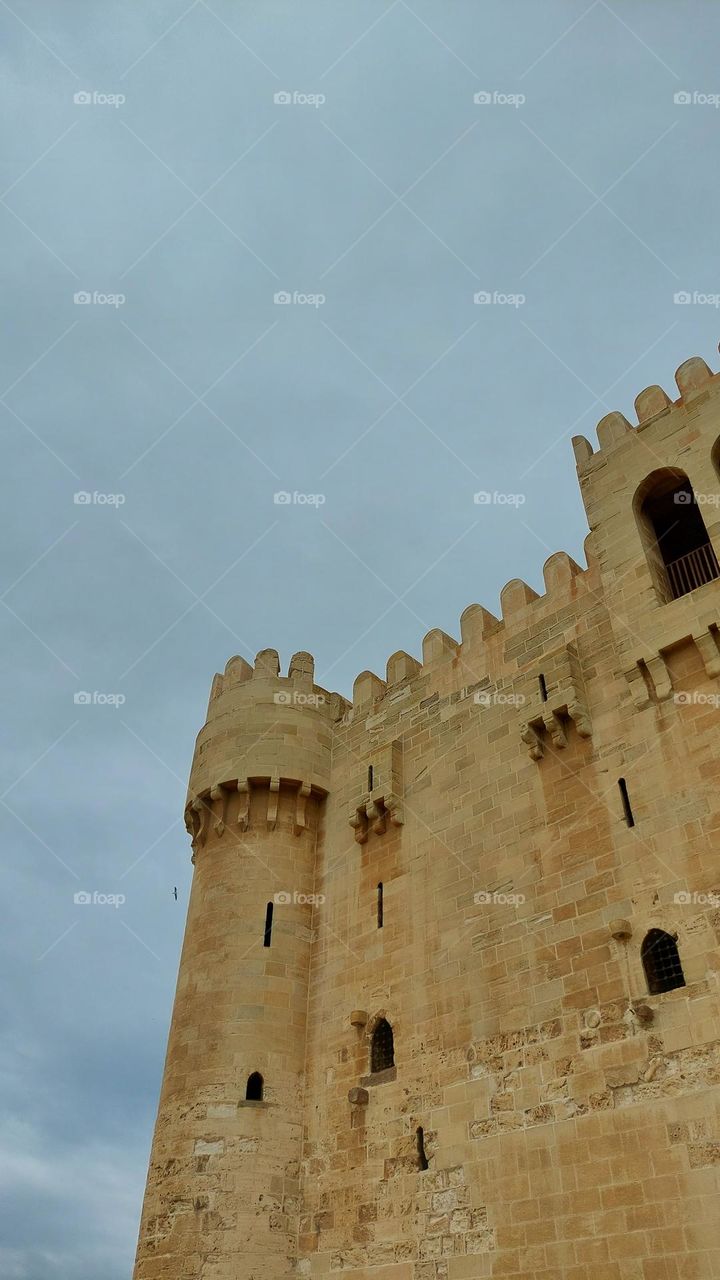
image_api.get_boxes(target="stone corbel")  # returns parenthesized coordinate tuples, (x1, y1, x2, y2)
(645, 655, 673, 702)
(294, 781, 312, 836)
(191, 794, 212, 846)
(210, 783, 229, 836)
(542, 708, 567, 749)
(349, 806, 369, 845)
(624, 662, 652, 711)
(384, 792, 404, 827)
(236, 778, 250, 831)
(520, 722, 544, 760)
(694, 628, 720, 679)
(184, 802, 201, 844)
(367, 798, 386, 836)
(266, 770, 280, 831)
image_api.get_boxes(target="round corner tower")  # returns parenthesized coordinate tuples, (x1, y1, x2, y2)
(133, 648, 344, 1280)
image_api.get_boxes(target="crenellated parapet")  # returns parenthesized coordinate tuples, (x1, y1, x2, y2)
(572, 349, 720, 472)
(338, 549, 597, 732)
(185, 649, 349, 853)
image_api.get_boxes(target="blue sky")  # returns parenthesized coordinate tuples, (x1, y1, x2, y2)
(2, 2, 720, 1275)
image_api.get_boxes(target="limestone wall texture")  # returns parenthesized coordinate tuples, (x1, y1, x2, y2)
(134, 352, 720, 1280)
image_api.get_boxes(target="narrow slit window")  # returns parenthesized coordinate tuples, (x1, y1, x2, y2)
(263, 901, 274, 947)
(618, 778, 635, 828)
(370, 1018, 394, 1073)
(245, 1071, 264, 1101)
(538, 673, 548, 702)
(368, 764, 374, 791)
(416, 1126, 429, 1170)
(377, 882, 384, 929)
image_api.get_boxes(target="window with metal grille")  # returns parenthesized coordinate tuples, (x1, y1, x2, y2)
(370, 1018, 394, 1073)
(635, 469, 720, 602)
(245, 1071, 264, 1101)
(641, 929, 685, 994)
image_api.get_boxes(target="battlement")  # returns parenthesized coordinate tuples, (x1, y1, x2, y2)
(572, 348, 720, 471)
(205, 648, 349, 722)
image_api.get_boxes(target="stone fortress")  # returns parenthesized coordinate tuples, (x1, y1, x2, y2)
(134, 347, 720, 1280)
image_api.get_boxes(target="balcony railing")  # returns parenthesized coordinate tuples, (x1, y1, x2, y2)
(666, 542, 720, 600)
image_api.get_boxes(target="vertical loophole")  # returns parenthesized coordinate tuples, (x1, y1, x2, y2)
(368, 764, 374, 791)
(377, 882, 384, 929)
(416, 1126, 429, 1170)
(538, 673, 548, 702)
(618, 778, 635, 828)
(263, 901, 274, 947)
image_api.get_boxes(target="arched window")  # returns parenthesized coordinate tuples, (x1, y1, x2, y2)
(641, 929, 685, 995)
(371, 1017, 394, 1073)
(245, 1071, 264, 1101)
(634, 469, 719, 602)
(416, 1126, 429, 1170)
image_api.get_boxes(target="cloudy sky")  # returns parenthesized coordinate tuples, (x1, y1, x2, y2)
(2, 2, 720, 1275)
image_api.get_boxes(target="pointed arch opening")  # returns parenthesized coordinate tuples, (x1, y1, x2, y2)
(245, 1071, 264, 1101)
(641, 929, 685, 995)
(634, 468, 719, 602)
(370, 1017, 394, 1074)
